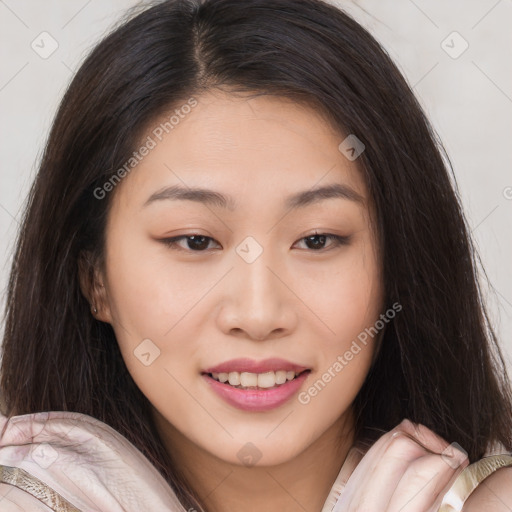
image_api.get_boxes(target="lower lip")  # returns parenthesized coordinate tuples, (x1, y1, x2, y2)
(202, 371, 310, 412)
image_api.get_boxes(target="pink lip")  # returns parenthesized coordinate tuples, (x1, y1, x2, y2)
(202, 358, 309, 374)
(202, 371, 311, 412)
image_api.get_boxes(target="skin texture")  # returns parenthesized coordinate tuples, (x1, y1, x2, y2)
(83, 90, 511, 511)
(87, 89, 382, 511)
(462, 467, 512, 511)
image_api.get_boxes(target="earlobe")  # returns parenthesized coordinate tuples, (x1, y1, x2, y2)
(78, 251, 113, 324)
(89, 284, 113, 324)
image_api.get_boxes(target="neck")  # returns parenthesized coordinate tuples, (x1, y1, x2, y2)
(153, 409, 356, 512)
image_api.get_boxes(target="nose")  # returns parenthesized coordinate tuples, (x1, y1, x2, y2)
(215, 245, 298, 341)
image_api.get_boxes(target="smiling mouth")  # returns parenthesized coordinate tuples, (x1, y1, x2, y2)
(203, 369, 311, 390)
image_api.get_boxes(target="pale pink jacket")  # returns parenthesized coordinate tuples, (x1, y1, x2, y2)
(2, 410, 507, 511)
(0, 411, 188, 511)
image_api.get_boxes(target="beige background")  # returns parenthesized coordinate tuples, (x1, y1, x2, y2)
(1, 0, 511, 375)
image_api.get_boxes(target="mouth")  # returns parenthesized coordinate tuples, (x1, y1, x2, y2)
(200, 364, 312, 412)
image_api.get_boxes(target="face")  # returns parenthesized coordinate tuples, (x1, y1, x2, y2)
(91, 89, 384, 467)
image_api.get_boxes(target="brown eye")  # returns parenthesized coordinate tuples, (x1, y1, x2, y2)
(295, 233, 350, 251)
(161, 235, 221, 252)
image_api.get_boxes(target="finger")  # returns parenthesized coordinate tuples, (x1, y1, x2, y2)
(393, 420, 452, 457)
(386, 452, 469, 512)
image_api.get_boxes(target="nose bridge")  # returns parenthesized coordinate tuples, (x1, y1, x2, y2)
(216, 235, 296, 340)
(234, 235, 281, 310)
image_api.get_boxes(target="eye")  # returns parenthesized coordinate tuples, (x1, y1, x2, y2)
(160, 232, 350, 253)
(293, 232, 350, 251)
(161, 234, 221, 252)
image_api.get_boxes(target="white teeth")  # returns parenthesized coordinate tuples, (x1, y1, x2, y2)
(240, 372, 258, 387)
(228, 372, 241, 386)
(257, 371, 276, 388)
(275, 370, 287, 385)
(209, 370, 305, 389)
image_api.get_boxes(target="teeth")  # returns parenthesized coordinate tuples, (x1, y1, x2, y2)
(228, 372, 240, 386)
(210, 370, 303, 389)
(257, 371, 276, 389)
(240, 372, 258, 387)
(275, 370, 287, 385)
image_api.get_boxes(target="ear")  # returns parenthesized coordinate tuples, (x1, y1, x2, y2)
(78, 251, 113, 324)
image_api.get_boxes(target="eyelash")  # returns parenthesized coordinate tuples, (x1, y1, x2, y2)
(160, 232, 350, 253)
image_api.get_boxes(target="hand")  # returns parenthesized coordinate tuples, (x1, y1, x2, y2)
(334, 419, 469, 512)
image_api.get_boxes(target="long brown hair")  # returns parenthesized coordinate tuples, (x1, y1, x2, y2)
(2, 0, 511, 510)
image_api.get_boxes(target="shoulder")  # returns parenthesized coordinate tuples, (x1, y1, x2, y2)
(462, 467, 512, 511)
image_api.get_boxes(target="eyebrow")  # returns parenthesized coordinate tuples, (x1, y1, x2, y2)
(143, 183, 364, 211)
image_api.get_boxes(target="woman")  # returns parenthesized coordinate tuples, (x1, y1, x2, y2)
(1, 0, 511, 510)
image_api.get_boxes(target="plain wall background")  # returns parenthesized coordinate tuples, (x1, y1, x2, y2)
(1, 0, 511, 375)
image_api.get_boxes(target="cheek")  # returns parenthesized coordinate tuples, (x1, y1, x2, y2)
(297, 270, 380, 421)
(104, 227, 206, 334)
(101, 231, 209, 397)
(294, 238, 382, 345)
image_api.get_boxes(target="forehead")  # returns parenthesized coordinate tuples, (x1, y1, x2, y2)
(111, 90, 368, 212)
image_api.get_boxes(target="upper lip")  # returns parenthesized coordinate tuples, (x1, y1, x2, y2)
(202, 358, 310, 375)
